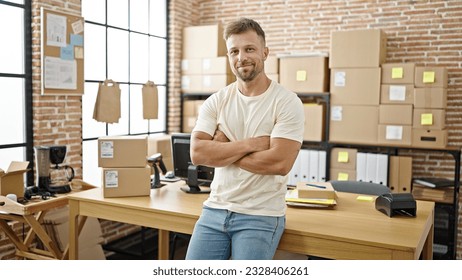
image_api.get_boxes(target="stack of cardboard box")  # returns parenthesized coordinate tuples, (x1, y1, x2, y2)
(412, 66, 448, 148)
(328, 29, 387, 145)
(97, 135, 173, 198)
(265, 56, 279, 82)
(182, 99, 204, 133)
(181, 24, 234, 94)
(329, 147, 357, 181)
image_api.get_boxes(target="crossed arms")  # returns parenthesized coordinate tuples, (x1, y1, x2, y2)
(190, 130, 301, 176)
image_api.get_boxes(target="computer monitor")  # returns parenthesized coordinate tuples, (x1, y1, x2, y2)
(171, 133, 214, 194)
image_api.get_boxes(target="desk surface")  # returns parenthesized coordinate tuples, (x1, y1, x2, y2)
(68, 181, 434, 260)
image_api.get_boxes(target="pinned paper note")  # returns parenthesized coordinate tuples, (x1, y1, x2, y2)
(391, 67, 403, 79)
(421, 113, 433, 125)
(423, 71, 435, 83)
(337, 173, 349, 181)
(296, 70, 307, 81)
(338, 151, 349, 163)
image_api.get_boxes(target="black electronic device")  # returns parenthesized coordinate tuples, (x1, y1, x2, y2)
(375, 193, 417, 217)
(147, 153, 167, 189)
(171, 133, 214, 194)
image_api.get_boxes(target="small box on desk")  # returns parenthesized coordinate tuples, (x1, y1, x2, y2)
(0, 161, 29, 198)
(296, 182, 337, 200)
(98, 136, 148, 168)
(102, 167, 151, 198)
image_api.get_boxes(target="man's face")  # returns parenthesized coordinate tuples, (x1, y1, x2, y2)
(226, 30, 268, 82)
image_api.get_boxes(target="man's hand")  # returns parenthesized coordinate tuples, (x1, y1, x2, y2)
(213, 130, 230, 142)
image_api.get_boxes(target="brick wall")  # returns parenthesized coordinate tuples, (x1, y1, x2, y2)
(170, 0, 462, 259)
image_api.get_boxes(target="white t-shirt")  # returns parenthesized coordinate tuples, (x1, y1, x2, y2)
(193, 80, 305, 216)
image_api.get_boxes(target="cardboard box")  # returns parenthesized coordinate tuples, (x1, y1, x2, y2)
(296, 181, 336, 199)
(329, 29, 387, 68)
(182, 24, 227, 59)
(279, 56, 329, 93)
(102, 166, 151, 198)
(202, 57, 232, 75)
(378, 124, 412, 146)
(98, 136, 148, 168)
(182, 116, 197, 133)
(183, 100, 204, 117)
(181, 75, 203, 93)
(412, 129, 448, 148)
(413, 109, 446, 129)
(265, 56, 279, 74)
(379, 104, 413, 125)
(0, 161, 29, 198)
(329, 105, 379, 145)
(202, 75, 235, 93)
(329, 168, 357, 181)
(330, 148, 357, 170)
(181, 58, 202, 75)
(147, 134, 173, 171)
(303, 103, 325, 141)
(414, 67, 448, 88)
(389, 156, 412, 193)
(380, 84, 414, 105)
(381, 63, 416, 84)
(414, 88, 447, 109)
(330, 68, 381, 106)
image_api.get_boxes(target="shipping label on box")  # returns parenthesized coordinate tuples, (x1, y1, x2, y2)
(380, 84, 414, 104)
(378, 125, 412, 146)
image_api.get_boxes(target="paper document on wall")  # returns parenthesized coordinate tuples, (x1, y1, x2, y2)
(44, 56, 77, 90)
(47, 12, 67, 47)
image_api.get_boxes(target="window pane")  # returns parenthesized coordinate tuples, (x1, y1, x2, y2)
(0, 147, 25, 172)
(130, 0, 148, 33)
(0, 77, 24, 145)
(0, 5, 24, 74)
(149, 37, 167, 84)
(82, 82, 106, 138)
(82, 139, 100, 187)
(108, 28, 129, 83)
(107, 0, 128, 29)
(129, 84, 149, 134)
(108, 84, 129, 135)
(130, 33, 149, 83)
(82, 0, 105, 24)
(84, 24, 106, 81)
(150, 0, 167, 37)
(149, 85, 166, 132)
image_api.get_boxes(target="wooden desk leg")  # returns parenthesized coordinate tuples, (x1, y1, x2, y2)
(158, 229, 170, 260)
(69, 200, 79, 260)
(23, 215, 63, 259)
(422, 223, 434, 260)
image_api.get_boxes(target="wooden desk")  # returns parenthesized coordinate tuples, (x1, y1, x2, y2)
(68, 182, 435, 260)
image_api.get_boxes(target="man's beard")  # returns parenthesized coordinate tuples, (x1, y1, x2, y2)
(235, 63, 260, 82)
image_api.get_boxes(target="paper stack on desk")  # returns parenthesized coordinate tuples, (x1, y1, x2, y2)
(285, 182, 337, 208)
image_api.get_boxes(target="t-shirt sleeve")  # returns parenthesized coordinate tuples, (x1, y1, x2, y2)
(192, 94, 218, 137)
(271, 94, 305, 143)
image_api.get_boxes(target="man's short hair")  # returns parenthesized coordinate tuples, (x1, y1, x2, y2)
(223, 18, 266, 45)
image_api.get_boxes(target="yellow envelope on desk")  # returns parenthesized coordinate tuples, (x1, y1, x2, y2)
(285, 189, 337, 208)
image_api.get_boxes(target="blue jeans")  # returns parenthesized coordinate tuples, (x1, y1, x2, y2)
(185, 206, 285, 260)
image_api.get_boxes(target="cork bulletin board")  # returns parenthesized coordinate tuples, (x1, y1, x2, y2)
(40, 7, 84, 95)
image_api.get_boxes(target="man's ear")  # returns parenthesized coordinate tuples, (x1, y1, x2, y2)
(263, 47, 269, 60)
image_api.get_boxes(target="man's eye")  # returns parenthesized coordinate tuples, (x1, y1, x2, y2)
(246, 48, 254, 52)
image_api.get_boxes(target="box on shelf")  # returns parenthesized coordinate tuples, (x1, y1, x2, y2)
(329, 29, 387, 68)
(413, 109, 446, 130)
(380, 84, 414, 105)
(98, 136, 148, 168)
(379, 104, 413, 125)
(279, 56, 329, 93)
(412, 129, 448, 148)
(414, 88, 447, 109)
(329, 168, 357, 181)
(414, 67, 448, 88)
(265, 56, 279, 74)
(330, 148, 357, 170)
(329, 105, 379, 145)
(181, 75, 235, 93)
(303, 103, 325, 141)
(378, 124, 412, 146)
(330, 68, 381, 106)
(182, 24, 227, 59)
(0, 161, 29, 198)
(202, 57, 232, 75)
(296, 181, 337, 200)
(181, 58, 202, 75)
(381, 63, 416, 84)
(102, 166, 151, 198)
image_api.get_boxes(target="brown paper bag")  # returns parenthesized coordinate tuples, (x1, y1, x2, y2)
(93, 79, 121, 123)
(142, 81, 159, 119)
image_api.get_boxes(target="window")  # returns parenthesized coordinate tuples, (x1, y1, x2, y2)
(82, 0, 168, 185)
(0, 1, 33, 184)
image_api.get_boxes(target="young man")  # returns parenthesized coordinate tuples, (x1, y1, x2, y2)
(185, 18, 305, 260)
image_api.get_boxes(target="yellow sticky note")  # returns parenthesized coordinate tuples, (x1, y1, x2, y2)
(423, 71, 435, 83)
(421, 113, 433, 125)
(391, 67, 403, 79)
(337, 173, 349, 181)
(296, 70, 307, 81)
(357, 195, 374, 202)
(338, 151, 349, 163)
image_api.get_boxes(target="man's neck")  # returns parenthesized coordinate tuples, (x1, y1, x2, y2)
(237, 74, 271, 97)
